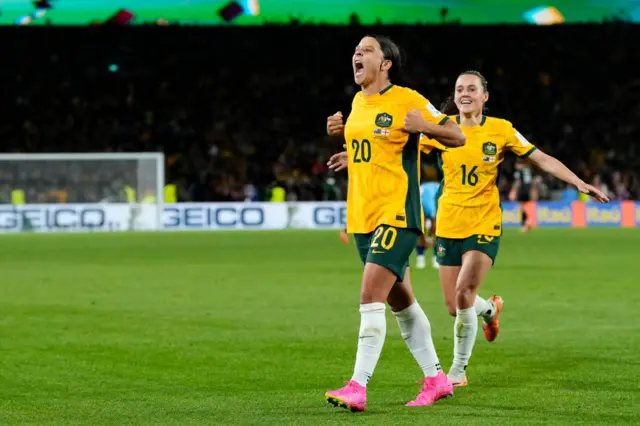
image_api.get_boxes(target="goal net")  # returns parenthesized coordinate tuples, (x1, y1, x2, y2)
(0, 153, 165, 233)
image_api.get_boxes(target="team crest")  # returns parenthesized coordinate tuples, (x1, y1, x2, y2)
(482, 142, 497, 156)
(437, 245, 446, 257)
(375, 112, 393, 128)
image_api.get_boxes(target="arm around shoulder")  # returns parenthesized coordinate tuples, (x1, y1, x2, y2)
(420, 118, 466, 148)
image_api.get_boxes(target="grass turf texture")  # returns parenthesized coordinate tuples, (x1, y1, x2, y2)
(1, 229, 638, 425)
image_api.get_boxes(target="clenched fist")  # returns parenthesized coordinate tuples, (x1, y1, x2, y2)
(404, 108, 427, 133)
(327, 111, 345, 137)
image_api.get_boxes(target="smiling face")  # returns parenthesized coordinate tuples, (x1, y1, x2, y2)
(352, 36, 390, 87)
(454, 73, 489, 115)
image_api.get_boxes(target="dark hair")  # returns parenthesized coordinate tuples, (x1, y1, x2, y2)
(441, 70, 489, 115)
(366, 34, 404, 82)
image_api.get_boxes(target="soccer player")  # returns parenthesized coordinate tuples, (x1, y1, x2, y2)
(420, 70, 609, 387)
(323, 35, 465, 411)
(328, 70, 608, 390)
(509, 158, 534, 232)
(416, 178, 439, 269)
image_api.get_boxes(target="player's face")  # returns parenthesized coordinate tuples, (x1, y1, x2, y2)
(353, 37, 386, 86)
(454, 74, 488, 115)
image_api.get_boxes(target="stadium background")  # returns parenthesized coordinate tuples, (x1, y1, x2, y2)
(1, 1, 638, 425)
(1, 1, 638, 25)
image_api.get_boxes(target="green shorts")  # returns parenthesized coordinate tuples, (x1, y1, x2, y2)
(435, 234, 501, 266)
(354, 224, 420, 281)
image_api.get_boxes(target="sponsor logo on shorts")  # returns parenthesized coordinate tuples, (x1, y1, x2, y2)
(477, 235, 495, 245)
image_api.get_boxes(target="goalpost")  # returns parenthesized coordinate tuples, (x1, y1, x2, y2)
(0, 152, 165, 233)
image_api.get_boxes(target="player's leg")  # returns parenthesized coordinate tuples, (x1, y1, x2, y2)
(325, 226, 407, 411)
(448, 235, 502, 385)
(340, 228, 349, 244)
(387, 267, 453, 406)
(415, 233, 427, 269)
(429, 218, 439, 269)
(442, 265, 496, 320)
(438, 266, 460, 317)
(519, 199, 532, 233)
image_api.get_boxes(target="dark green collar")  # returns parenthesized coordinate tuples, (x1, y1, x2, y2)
(379, 84, 394, 95)
(456, 115, 486, 126)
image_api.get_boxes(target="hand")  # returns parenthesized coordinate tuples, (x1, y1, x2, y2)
(404, 108, 428, 133)
(327, 111, 344, 137)
(576, 182, 610, 203)
(327, 147, 348, 172)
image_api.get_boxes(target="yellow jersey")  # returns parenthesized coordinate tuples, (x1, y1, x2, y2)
(345, 84, 449, 234)
(421, 115, 537, 238)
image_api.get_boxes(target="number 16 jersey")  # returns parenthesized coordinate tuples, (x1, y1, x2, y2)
(420, 115, 537, 239)
(345, 84, 448, 234)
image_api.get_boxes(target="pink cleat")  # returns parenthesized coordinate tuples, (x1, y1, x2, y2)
(325, 380, 366, 412)
(406, 371, 454, 407)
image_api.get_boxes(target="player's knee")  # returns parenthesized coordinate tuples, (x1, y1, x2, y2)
(455, 287, 475, 309)
(387, 281, 414, 312)
(360, 264, 396, 304)
(445, 301, 457, 317)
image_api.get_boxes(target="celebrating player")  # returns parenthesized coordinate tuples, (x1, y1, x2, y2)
(416, 177, 439, 269)
(323, 35, 465, 412)
(328, 70, 608, 390)
(420, 70, 609, 387)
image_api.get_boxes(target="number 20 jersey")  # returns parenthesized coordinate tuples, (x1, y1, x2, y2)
(344, 84, 448, 234)
(421, 115, 537, 239)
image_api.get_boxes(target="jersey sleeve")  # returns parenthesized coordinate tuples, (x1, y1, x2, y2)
(504, 121, 537, 157)
(412, 91, 449, 126)
(419, 134, 447, 154)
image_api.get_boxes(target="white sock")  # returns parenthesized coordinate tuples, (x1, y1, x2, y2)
(393, 301, 442, 377)
(451, 307, 477, 376)
(474, 295, 494, 321)
(351, 302, 386, 387)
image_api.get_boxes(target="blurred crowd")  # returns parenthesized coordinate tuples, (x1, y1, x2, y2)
(1, 24, 639, 203)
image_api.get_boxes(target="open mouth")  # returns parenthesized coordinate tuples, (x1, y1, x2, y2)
(354, 60, 364, 76)
(461, 100, 472, 105)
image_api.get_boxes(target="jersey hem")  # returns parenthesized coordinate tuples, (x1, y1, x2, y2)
(436, 231, 502, 239)
(348, 222, 423, 235)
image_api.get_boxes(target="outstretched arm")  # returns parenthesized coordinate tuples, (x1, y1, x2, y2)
(528, 149, 609, 203)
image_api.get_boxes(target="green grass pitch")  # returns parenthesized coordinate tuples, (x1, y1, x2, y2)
(1, 229, 638, 425)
